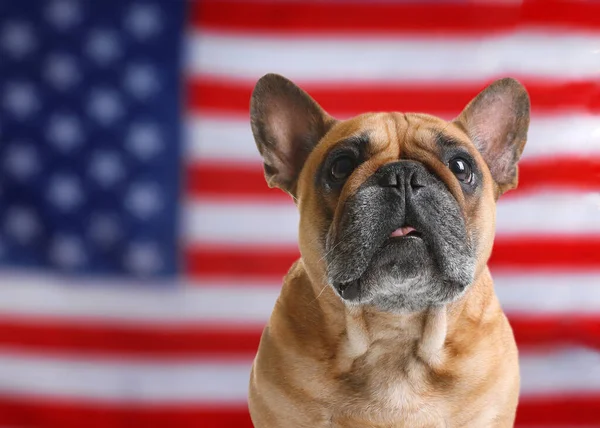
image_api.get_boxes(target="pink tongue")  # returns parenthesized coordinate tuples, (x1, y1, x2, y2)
(391, 226, 416, 237)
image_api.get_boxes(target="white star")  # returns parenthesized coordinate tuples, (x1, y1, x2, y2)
(87, 88, 124, 126)
(2, 81, 40, 119)
(0, 21, 36, 59)
(45, 0, 83, 31)
(124, 242, 163, 275)
(44, 53, 80, 91)
(4, 142, 40, 181)
(125, 3, 162, 41)
(46, 114, 84, 152)
(126, 122, 163, 160)
(125, 182, 163, 219)
(49, 235, 86, 269)
(85, 29, 121, 66)
(88, 214, 121, 247)
(88, 150, 124, 187)
(4, 207, 40, 244)
(47, 174, 84, 211)
(123, 63, 160, 100)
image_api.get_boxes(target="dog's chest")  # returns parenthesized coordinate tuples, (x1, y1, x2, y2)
(333, 340, 448, 427)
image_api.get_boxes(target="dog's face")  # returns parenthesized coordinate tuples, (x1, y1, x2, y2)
(250, 74, 530, 313)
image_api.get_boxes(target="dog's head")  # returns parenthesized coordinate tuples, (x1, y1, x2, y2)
(250, 74, 529, 313)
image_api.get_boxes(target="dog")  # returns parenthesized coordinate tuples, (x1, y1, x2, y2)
(247, 73, 529, 427)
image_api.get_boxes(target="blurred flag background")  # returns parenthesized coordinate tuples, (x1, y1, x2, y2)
(0, 0, 599, 427)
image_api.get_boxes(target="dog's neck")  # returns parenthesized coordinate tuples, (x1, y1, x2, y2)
(278, 260, 499, 372)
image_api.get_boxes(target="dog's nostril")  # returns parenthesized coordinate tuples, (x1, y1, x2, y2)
(379, 172, 399, 188)
(410, 174, 426, 190)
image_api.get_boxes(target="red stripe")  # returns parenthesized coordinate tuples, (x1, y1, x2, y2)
(0, 396, 598, 427)
(0, 399, 251, 428)
(517, 158, 600, 195)
(186, 246, 298, 279)
(187, 158, 600, 200)
(0, 315, 598, 357)
(194, 0, 600, 35)
(186, 237, 600, 279)
(187, 162, 287, 201)
(490, 237, 600, 271)
(517, 395, 600, 426)
(189, 77, 600, 116)
(510, 316, 600, 351)
(0, 317, 262, 358)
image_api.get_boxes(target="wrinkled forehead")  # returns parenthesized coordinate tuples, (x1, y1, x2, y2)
(313, 112, 472, 160)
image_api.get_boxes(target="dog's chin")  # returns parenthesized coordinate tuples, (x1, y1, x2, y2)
(332, 235, 472, 313)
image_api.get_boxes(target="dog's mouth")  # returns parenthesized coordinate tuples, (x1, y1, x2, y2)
(333, 225, 423, 301)
(390, 225, 422, 239)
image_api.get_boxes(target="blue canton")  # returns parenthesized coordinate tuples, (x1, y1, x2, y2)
(0, 0, 185, 278)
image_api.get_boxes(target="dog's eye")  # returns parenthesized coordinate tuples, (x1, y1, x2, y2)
(449, 157, 473, 183)
(330, 156, 356, 181)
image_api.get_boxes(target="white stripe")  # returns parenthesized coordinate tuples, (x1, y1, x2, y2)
(186, 199, 298, 245)
(0, 272, 278, 324)
(186, 192, 600, 245)
(495, 272, 600, 315)
(496, 192, 600, 235)
(189, 30, 600, 82)
(0, 347, 597, 401)
(520, 347, 600, 395)
(0, 272, 598, 322)
(187, 116, 258, 163)
(187, 114, 600, 163)
(0, 349, 249, 403)
(195, 273, 600, 316)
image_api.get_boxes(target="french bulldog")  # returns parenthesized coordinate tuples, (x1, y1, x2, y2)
(247, 73, 529, 427)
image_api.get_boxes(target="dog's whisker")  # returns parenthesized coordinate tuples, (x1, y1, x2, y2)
(309, 282, 331, 305)
(317, 228, 355, 264)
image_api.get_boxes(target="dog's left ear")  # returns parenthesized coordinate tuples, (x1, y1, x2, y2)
(250, 73, 336, 198)
(454, 78, 530, 197)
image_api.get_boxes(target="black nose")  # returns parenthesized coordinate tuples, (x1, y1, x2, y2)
(377, 161, 429, 192)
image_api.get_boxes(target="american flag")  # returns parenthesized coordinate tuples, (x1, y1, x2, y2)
(0, 0, 599, 427)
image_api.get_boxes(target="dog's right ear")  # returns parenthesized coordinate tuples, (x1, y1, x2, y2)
(250, 73, 336, 197)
